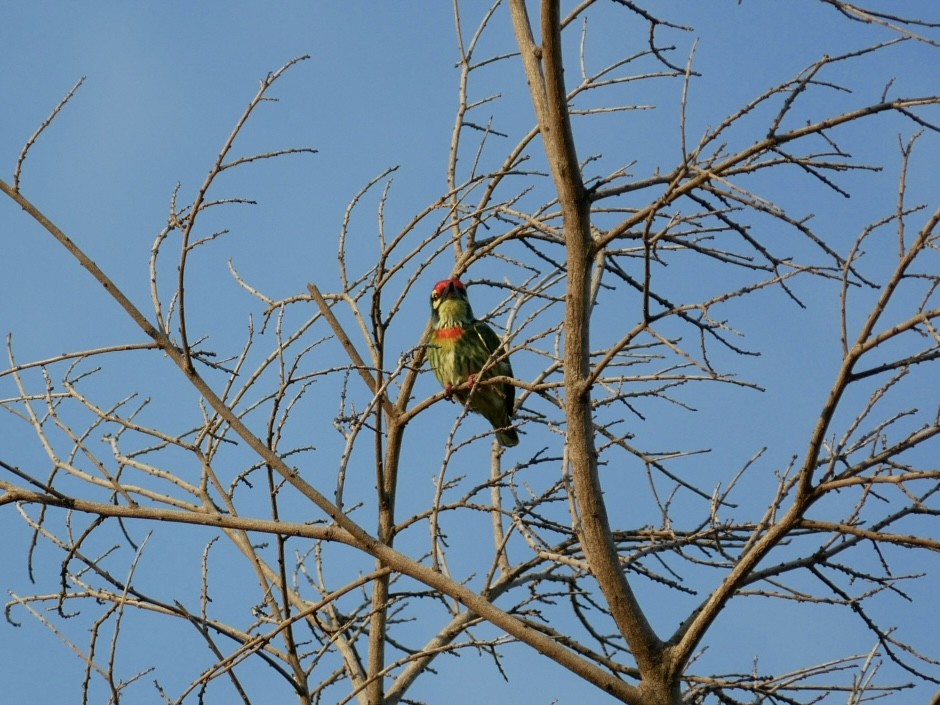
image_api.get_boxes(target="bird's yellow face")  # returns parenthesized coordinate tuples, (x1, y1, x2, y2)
(430, 279, 471, 327)
(435, 295, 464, 320)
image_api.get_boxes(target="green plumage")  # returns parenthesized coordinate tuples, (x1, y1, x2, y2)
(427, 279, 518, 447)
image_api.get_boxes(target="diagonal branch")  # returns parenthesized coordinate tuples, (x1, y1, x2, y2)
(307, 282, 395, 418)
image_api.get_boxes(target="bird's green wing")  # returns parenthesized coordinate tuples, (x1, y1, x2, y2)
(471, 320, 502, 356)
(472, 319, 516, 430)
(472, 320, 513, 377)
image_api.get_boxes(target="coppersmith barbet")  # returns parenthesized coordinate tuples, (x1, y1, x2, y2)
(427, 278, 518, 447)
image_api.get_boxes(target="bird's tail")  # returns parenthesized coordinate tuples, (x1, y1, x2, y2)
(497, 427, 519, 447)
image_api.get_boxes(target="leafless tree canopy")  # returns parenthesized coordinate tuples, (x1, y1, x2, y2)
(2, 2, 939, 704)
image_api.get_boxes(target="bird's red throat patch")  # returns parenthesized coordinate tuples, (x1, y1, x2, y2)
(435, 326, 464, 339)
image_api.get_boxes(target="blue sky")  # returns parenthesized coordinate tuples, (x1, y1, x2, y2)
(2, 2, 938, 703)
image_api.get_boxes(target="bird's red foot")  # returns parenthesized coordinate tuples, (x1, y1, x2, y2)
(444, 384, 454, 399)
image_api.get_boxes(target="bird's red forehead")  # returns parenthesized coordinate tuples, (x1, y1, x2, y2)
(433, 278, 465, 295)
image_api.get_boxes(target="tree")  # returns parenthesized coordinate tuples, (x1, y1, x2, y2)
(2, 2, 939, 704)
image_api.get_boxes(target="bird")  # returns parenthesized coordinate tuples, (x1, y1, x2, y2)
(427, 278, 519, 447)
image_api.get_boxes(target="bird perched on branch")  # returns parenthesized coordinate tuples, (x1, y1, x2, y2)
(427, 278, 519, 447)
